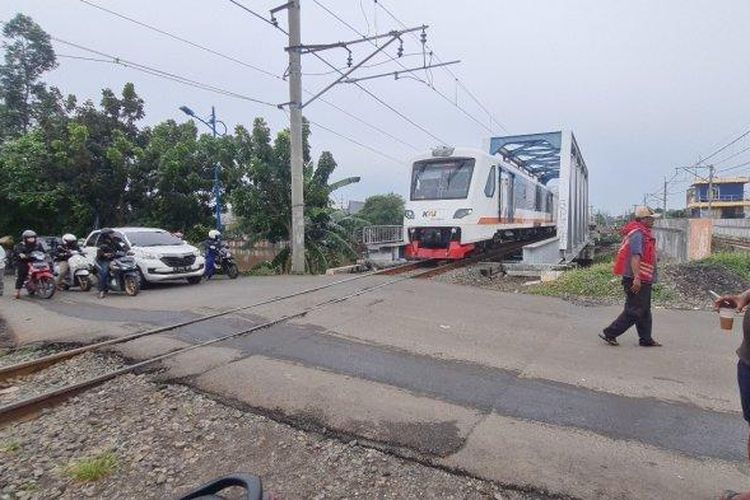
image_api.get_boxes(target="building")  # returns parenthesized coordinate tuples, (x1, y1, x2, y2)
(686, 177, 750, 218)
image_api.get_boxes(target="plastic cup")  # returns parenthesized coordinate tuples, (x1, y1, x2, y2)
(719, 308, 735, 331)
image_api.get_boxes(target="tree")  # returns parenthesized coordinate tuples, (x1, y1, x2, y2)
(0, 14, 57, 139)
(230, 118, 359, 272)
(358, 193, 405, 225)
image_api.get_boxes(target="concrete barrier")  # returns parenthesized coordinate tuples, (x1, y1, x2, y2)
(225, 239, 286, 272)
(653, 219, 712, 262)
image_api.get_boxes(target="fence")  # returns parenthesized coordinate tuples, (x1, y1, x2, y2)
(713, 219, 750, 240)
(361, 225, 405, 246)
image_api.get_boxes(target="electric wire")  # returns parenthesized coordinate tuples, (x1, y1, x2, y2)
(50, 35, 402, 163)
(226, 0, 449, 145)
(374, 0, 510, 133)
(75, 0, 418, 151)
(312, 0, 496, 135)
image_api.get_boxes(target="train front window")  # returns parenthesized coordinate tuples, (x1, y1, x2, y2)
(410, 158, 475, 200)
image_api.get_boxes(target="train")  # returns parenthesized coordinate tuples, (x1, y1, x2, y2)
(404, 146, 557, 260)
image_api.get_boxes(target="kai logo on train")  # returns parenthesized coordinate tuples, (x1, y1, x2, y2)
(422, 209, 437, 217)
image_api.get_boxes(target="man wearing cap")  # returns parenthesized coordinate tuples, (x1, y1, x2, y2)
(600, 206, 662, 347)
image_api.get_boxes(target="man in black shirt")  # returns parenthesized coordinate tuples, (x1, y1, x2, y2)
(96, 228, 120, 299)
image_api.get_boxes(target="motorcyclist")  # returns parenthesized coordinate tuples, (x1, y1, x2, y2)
(13, 230, 45, 299)
(54, 233, 82, 289)
(203, 229, 222, 280)
(96, 228, 123, 299)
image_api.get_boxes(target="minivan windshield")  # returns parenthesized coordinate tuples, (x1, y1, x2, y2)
(411, 158, 475, 200)
(124, 231, 183, 247)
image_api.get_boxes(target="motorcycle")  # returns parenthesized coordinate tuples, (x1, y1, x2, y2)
(95, 251, 141, 296)
(55, 250, 93, 292)
(22, 250, 56, 299)
(208, 243, 239, 279)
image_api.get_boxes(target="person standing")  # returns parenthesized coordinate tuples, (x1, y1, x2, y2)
(715, 290, 750, 500)
(599, 206, 662, 347)
(95, 228, 118, 299)
(12, 230, 44, 299)
(203, 229, 222, 280)
(54, 233, 81, 289)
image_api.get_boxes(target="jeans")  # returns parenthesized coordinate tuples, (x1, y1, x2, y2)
(15, 262, 29, 291)
(97, 260, 111, 292)
(204, 252, 216, 279)
(603, 277, 653, 343)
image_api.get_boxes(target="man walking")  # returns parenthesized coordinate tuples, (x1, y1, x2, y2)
(599, 206, 662, 347)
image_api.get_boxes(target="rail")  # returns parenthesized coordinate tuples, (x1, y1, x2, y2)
(0, 238, 539, 426)
(361, 225, 405, 246)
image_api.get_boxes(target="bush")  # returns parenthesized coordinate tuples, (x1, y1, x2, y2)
(699, 252, 750, 281)
(65, 451, 118, 482)
(531, 261, 675, 302)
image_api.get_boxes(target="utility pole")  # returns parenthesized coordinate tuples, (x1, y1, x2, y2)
(287, 0, 306, 274)
(271, 2, 450, 274)
(663, 176, 668, 218)
(210, 106, 222, 231)
(707, 164, 715, 219)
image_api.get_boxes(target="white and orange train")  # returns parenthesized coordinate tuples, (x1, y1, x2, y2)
(404, 146, 556, 260)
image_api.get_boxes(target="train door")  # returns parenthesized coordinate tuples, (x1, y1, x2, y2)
(500, 169, 515, 222)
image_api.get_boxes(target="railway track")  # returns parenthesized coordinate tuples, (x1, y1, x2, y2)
(0, 239, 538, 427)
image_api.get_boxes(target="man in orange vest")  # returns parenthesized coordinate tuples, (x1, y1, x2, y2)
(599, 206, 662, 347)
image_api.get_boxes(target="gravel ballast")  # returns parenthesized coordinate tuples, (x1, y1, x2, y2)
(0, 350, 560, 500)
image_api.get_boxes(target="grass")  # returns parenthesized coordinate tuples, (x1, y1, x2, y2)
(698, 251, 750, 281)
(0, 441, 20, 454)
(64, 451, 118, 482)
(530, 261, 676, 302)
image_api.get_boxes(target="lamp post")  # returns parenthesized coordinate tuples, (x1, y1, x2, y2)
(179, 105, 227, 230)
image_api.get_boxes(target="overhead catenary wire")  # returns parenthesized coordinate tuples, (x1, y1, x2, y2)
(374, 0, 510, 133)
(311, 0, 497, 136)
(74, 0, 419, 152)
(50, 35, 403, 164)
(226, 0, 449, 145)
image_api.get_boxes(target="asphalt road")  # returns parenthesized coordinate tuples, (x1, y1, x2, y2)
(2, 274, 749, 498)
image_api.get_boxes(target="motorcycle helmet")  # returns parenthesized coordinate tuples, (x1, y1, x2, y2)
(208, 229, 221, 240)
(62, 233, 77, 244)
(21, 229, 37, 242)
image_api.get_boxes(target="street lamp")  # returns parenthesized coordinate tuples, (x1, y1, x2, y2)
(179, 104, 228, 231)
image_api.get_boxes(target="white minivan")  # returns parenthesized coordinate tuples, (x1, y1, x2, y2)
(83, 227, 205, 285)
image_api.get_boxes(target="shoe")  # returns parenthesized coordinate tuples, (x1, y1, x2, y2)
(98, 291, 105, 299)
(639, 339, 662, 347)
(14, 290, 21, 299)
(599, 333, 619, 346)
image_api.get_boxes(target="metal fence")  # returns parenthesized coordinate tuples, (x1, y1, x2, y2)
(361, 225, 405, 246)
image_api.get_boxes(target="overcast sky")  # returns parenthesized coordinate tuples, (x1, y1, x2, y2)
(2, 0, 750, 214)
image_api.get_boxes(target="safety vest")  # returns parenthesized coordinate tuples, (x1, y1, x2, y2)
(613, 224, 656, 282)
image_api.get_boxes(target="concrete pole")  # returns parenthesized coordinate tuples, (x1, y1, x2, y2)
(211, 106, 222, 231)
(288, 0, 306, 274)
(663, 176, 668, 218)
(707, 164, 715, 219)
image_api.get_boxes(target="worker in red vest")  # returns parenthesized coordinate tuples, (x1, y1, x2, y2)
(600, 206, 662, 347)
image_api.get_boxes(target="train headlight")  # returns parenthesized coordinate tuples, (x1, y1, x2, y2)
(404, 209, 415, 219)
(453, 208, 473, 219)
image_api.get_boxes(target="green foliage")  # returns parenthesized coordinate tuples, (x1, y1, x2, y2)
(0, 13, 57, 137)
(358, 193, 405, 226)
(699, 252, 750, 280)
(64, 451, 118, 482)
(230, 118, 358, 273)
(530, 261, 675, 302)
(0, 441, 20, 454)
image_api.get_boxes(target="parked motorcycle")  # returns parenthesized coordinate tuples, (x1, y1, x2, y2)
(208, 244, 239, 279)
(95, 251, 141, 296)
(22, 251, 56, 299)
(55, 250, 93, 292)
